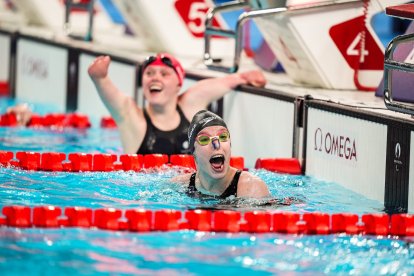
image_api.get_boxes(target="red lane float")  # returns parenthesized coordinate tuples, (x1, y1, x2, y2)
(154, 210, 182, 231)
(100, 116, 117, 128)
(1, 206, 414, 236)
(185, 210, 212, 231)
(68, 153, 93, 172)
(125, 209, 152, 232)
(214, 210, 242, 232)
(120, 154, 144, 171)
(16, 152, 41, 171)
(170, 154, 196, 169)
(1, 150, 300, 175)
(64, 207, 93, 227)
(230, 156, 245, 170)
(144, 154, 169, 168)
(2, 206, 31, 227)
(390, 214, 414, 236)
(41, 152, 66, 171)
(33, 206, 62, 227)
(0, 112, 91, 128)
(0, 151, 13, 166)
(331, 213, 361, 234)
(255, 158, 302, 175)
(0, 113, 17, 126)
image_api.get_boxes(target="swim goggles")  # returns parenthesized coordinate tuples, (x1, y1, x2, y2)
(142, 55, 175, 71)
(141, 54, 185, 85)
(196, 132, 230, 146)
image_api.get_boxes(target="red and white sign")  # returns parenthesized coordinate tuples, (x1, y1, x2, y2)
(174, 0, 223, 38)
(111, 0, 234, 58)
(329, 16, 383, 71)
(254, 0, 410, 90)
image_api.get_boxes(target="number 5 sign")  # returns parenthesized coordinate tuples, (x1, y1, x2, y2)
(174, 0, 224, 38)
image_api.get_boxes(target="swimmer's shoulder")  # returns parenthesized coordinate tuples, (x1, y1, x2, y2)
(237, 171, 270, 198)
(171, 173, 193, 185)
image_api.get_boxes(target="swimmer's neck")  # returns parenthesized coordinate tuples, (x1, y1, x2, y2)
(196, 167, 236, 195)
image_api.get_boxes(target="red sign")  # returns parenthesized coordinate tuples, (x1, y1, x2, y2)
(175, 0, 223, 38)
(329, 16, 383, 70)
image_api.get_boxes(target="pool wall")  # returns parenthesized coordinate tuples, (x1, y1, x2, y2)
(1, 27, 414, 213)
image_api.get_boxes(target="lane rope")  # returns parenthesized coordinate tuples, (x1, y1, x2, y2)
(0, 205, 412, 236)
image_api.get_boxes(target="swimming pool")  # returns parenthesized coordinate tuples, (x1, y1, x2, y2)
(0, 99, 413, 275)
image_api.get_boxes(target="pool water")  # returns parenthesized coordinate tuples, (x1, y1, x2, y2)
(1, 98, 414, 275)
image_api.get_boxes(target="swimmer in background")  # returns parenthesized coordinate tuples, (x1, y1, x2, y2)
(6, 53, 266, 155)
(172, 110, 270, 199)
(6, 103, 33, 126)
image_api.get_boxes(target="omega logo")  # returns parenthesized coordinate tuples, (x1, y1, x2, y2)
(314, 127, 357, 161)
(395, 143, 401, 160)
(394, 142, 402, 172)
(21, 55, 48, 79)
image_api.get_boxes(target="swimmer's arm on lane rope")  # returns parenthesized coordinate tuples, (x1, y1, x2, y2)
(179, 70, 267, 117)
(6, 103, 34, 126)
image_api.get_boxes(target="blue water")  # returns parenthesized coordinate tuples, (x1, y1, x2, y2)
(1, 228, 413, 276)
(0, 98, 413, 275)
(0, 166, 384, 213)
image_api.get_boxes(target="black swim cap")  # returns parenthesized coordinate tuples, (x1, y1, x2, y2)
(188, 110, 228, 152)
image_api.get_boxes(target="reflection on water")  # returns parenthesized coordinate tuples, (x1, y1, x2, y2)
(0, 227, 413, 275)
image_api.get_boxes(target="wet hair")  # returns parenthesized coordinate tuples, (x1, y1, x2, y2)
(188, 110, 228, 152)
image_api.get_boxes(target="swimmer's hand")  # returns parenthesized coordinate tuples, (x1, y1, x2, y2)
(6, 103, 33, 126)
(240, 70, 267, 88)
(88, 55, 111, 80)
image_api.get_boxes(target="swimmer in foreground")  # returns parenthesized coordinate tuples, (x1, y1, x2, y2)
(172, 110, 270, 199)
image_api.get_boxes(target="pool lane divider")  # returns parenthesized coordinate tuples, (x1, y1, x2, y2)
(0, 112, 115, 128)
(0, 206, 413, 236)
(0, 150, 302, 174)
(0, 112, 92, 128)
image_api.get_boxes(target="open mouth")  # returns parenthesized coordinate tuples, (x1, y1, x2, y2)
(149, 84, 162, 93)
(209, 154, 225, 171)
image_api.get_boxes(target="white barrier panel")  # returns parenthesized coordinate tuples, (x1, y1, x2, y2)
(306, 107, 387, 202)
(223, 92, 295, 168)
(15, 38, 68, 111)
(0, 1, 26, 27)
(77, 53, 138, 118)
(112, 0, 234, 58)
(11, 0, 123, 37)
(409, 131, 414, 212)
(254, 0, 410, 90)
(0, 33, 11, 84)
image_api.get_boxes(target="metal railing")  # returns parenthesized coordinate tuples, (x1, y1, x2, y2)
(203, 0, 364, 73)
(383, 33, 414, 115)
(64, 0, 95, 41)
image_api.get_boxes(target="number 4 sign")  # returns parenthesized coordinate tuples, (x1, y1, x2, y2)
(329, 16, 383, 70)
(174, 0, 223, 38)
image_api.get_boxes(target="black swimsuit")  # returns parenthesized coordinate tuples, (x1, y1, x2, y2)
(137, 106, 191, 155)
(187, 170, 242, 199)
